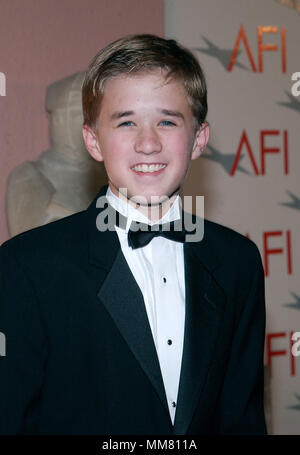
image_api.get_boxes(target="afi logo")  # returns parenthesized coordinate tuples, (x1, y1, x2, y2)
(267, 331, 299, 377)
(231, 130, 289, 176)
(247, 230, 292, 277)
(228, 25, 286, 72)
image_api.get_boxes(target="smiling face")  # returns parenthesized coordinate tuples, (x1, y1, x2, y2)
(83, 70, 209, 212)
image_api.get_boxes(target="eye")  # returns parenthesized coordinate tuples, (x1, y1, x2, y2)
(118, 121, 134, 127)
(160, 120, 176, 126)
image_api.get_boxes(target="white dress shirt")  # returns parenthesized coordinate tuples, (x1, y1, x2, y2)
(106, 187, 186, 424)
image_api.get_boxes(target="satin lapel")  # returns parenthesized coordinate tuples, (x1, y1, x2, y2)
(173, 240, 226, 435)
(97, 249, 171, 418)
(87, 186, 171, 421)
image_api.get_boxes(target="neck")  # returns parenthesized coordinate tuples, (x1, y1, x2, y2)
(108, 184, 180, 223)
(133, 196, 178, 223)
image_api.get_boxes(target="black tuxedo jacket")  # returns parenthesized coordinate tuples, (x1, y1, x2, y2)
(0, 185, 267, 434)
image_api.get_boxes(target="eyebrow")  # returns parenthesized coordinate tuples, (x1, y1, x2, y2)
(110, 110, 134, 120)
(110, 109, 185, 121)
(158, 109, 185, 120)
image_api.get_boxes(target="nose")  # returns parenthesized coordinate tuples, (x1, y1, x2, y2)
(134, 126, 162, 155)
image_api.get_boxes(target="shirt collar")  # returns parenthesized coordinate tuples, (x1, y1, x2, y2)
(106, 186, 181, 234)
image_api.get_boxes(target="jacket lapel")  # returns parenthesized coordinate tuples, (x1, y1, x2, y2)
(173, 235, 226, 434)
(87, 185, 172, 424)
(98, 249, 171, 420)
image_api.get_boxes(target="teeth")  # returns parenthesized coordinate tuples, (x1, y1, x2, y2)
(132, 164, 166, 173)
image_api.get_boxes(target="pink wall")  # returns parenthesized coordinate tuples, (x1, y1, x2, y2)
(0, 0, 164, 243)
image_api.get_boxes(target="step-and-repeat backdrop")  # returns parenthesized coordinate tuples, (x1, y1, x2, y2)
(165, 0, 300, 435)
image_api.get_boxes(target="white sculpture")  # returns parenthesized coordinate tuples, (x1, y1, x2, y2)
(6, 72, 107, 237)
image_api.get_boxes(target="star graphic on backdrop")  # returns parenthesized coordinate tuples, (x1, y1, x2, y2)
(202, 144, 250, 175)
(277, 91, 300, 114)
(282, 291, 300, 310)
(287, 393, 300, 411)
(194, 36, 249, 71)
(280, 191, 300, 211)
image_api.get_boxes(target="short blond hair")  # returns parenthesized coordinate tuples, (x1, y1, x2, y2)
(82, 34, 207, 130)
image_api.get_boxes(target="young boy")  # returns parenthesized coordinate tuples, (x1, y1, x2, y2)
(0, 35, 267, 435)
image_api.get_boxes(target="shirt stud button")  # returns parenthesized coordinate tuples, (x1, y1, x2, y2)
(172, 401, 176, 408)
(167, 339, 172, 345)
(162, 277, 167, 283)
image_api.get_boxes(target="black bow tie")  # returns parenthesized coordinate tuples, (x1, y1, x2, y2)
(128, 219, 186, 250)
(108, 203, 187, 250)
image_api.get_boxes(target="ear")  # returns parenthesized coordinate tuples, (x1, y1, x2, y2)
(82, 125, 104, 162)
(191, 121, 210, 160)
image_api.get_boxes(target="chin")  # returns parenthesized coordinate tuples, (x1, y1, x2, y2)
(118, 184, 177, 206)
